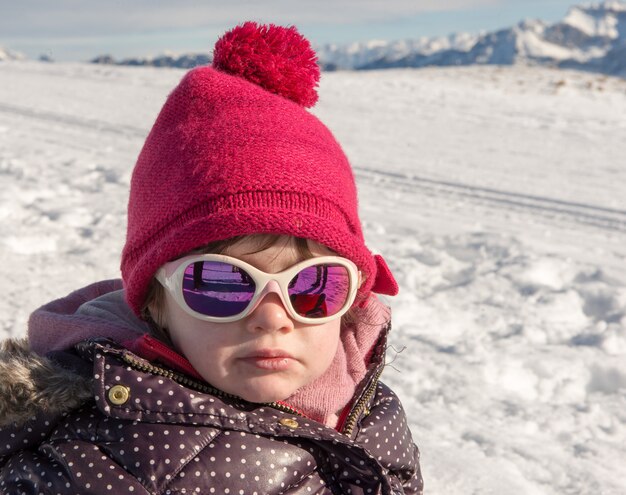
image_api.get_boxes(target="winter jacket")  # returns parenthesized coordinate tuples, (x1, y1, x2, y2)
(0, 288, 423, 494)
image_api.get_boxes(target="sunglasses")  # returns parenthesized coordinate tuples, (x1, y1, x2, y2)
(155, 253, 361, 324)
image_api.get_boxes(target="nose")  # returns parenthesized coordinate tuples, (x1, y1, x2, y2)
(245, 281, 294, 333)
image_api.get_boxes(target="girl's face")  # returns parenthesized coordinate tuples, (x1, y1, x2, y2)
(161, 236, 342, 403)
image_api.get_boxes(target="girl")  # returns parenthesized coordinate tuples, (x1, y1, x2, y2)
(0, 22, 423, 494)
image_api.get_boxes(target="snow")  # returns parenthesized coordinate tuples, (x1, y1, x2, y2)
(564, 4, 621, 38)
(1, 60, 626, 494)
(0, 47, 24, 61)
(317, 33, 482, 69)
(514, 22, 606, 63)
(591, 0, 626, 12)
(516, 27, 579, 61)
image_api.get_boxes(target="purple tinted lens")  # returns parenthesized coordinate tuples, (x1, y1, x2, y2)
(182, 261, 256, 317)
(288, 264, 351, 318)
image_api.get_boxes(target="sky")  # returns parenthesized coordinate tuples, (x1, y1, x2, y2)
(0, 0, 594, 62)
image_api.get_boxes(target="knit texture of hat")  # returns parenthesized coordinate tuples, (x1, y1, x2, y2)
(121, 22, 398, 315)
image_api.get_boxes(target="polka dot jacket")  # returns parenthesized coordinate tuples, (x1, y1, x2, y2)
(0, 336, 423, 494)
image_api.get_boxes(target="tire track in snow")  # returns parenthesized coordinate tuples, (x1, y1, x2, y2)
(355, 166, 626, 233)
(4, 99, 625, 234)
(0, 102, 147, 139)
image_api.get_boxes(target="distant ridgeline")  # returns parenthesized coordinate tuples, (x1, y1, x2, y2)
(90, 53, 211, 69)
(5, 1, 624, 78)
(317, 1, 626, 77)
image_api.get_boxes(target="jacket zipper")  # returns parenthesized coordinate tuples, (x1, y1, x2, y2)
(120, 352, 304, 417)
(340, 366, 383, 436)
(339, 322, 391, 436)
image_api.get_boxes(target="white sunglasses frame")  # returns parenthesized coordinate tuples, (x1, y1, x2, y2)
(155, 253, 361, 324)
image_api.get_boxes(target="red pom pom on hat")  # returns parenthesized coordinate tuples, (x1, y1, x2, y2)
(213, 21, 320, 108)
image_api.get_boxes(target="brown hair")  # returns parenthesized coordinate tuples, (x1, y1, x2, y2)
(141, 234, 359, 337)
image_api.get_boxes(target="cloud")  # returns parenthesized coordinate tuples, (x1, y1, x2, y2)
(2, 0, 502, 38)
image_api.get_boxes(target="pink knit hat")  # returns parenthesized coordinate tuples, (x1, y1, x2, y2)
(121, 22, 398, 315)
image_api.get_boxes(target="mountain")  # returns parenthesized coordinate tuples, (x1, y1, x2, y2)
(90, 52, 210, 69)
(88, 1, 626, 77)
(321, 1, 626, 76)
(0, 47, 25, 61)
(315, 33, 480, 71)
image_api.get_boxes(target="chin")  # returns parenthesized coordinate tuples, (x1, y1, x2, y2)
(237, 384, 293, 404)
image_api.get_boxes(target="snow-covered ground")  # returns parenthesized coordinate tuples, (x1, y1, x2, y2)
(1, 61, 625, 494)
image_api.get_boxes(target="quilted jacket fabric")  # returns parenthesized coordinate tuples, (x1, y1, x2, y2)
(0, 337, 423, 494)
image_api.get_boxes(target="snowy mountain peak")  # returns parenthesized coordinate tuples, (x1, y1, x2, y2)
(563, 2, 626, 38)
(318, 1, 626, 77)
(517, 18, 548, 33)
(591, 0, 626, 12)
(0, 47, 24, 61)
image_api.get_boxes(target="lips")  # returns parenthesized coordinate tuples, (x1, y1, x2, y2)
(244, 349, 294, 359)
(239, 349, 295, 371)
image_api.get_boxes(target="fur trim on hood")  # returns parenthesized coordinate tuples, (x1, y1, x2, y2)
(0, 338, 92, 427)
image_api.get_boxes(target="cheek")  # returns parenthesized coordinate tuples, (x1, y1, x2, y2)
(163, 294, 232, 359)
(305, 321, 342, 369)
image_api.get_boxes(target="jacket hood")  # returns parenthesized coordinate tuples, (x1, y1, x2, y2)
(28, 279, 152, 356)
(1, 279, 152, 427)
